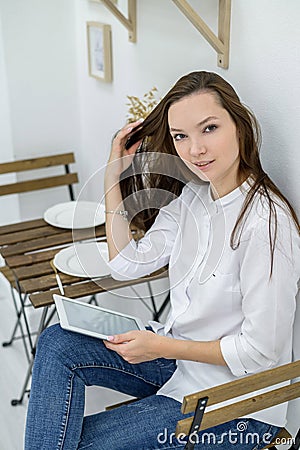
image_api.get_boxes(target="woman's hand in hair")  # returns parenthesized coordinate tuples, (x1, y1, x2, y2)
(106, 119, 144, 181)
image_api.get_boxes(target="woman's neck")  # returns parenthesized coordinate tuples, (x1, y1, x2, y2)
(210, 173, 248, 200)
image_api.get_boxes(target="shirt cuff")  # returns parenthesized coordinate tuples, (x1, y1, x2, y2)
(107, 239, 137, 281)
(148, 320, 174, 337)
(220, 335, 248, 377)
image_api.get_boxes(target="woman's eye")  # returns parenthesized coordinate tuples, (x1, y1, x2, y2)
(204, 124, 217, 133)
(173, 133, 187, 141)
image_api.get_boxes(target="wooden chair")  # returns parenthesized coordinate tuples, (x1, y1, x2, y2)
(0, 152, 78, 360)
(177, 360, 300, 450)
(105, 361, 299, 448)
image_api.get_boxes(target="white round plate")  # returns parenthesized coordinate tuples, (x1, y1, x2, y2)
(44, 201, 105, 229)
(54, 241, 110, 278)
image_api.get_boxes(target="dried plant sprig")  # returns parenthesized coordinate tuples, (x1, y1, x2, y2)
(126, 87, 159, 123)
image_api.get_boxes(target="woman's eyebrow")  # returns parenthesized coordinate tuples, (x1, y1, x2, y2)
(169, 116, 219, 132)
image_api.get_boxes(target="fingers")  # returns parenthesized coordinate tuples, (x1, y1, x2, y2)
(106, 331, 135, 344)
(113, 126, 133, 142)
(113, 119, 144, 144)
(104, 332, 141, 364)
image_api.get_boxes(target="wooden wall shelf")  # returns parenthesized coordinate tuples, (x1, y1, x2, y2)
(172, 0, 231, 69)
(92, 0, 136, 42)
(92, 0, 231, 68)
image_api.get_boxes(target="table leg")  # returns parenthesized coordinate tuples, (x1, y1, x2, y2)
(2, 286, 31, 362)
(10, 305, 53, 406)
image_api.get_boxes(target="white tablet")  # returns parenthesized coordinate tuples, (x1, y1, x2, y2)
(53, 294, 145, 340)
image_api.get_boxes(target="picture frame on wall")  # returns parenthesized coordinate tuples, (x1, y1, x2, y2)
(87, 22, 112, 82)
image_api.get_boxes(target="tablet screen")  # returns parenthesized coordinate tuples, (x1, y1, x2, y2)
(62, 298, 140, 335)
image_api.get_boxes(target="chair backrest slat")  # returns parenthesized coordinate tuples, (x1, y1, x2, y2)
(0, 152, 78, 199)
(182, 360, 300, 414)
(177, 381, 300, 435)
(0, 153, 75, 174)
(0, 173, 78, 196)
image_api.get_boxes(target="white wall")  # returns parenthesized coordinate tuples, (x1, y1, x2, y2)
(0, 10, 20, 225)
(0, 0, 299, 438)
(0, 0, 81, 219)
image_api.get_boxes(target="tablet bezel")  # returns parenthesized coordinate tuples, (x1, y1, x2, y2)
(53, 294, 145, 340)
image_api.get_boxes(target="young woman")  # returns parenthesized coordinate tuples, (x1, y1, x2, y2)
(25, 71, 300, 450)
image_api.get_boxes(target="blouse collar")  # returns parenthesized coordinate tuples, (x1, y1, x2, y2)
(207, 178, 252, 211)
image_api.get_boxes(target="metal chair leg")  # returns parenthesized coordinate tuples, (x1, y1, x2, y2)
(11, 356, 34, 406)
(146, 282, 171, 321)
(146, 281, 158, 320)
(129, 282, 170, 321)
(11, 305, 50, 406)
(88, 295, 98, 305)
(154, 292, 170, 321)
(2, 286, 32, 362)
(13, 275, 34, 353)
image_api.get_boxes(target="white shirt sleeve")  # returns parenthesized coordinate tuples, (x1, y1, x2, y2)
(108, 195, 182, 281)
(220, 211, 300, 377)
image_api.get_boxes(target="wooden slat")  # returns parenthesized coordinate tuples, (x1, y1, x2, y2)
(105, 398, 139, 411)
(0, 173, 78, 196)
(176, 381, 300, 435)
(3, 229, 139, 267)
(182, 360, 300, 414)
(0, 218, 46, 236)
(29, 268, 169, 308)
(5, 248, 66, 268)
(0, 225, 65, 246)
(0, 265, 16, 285)
(0, 153, 75, 174)
(24, 267, 168, 296)
(13, 261, 54, 280)
(1, 225, 106, 257)
(20, 272, 87, 293)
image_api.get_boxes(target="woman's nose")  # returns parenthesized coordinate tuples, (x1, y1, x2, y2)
(189, 140, 206, 156)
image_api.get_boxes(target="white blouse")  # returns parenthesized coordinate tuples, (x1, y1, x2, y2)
(108, 181, 300, 427)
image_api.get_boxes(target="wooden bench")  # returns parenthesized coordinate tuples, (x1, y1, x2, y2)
(177, 360, 300, 450)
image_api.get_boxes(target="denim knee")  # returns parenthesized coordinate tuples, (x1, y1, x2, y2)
(36, 323, 72, 358)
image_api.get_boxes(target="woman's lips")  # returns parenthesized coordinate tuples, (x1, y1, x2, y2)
(193, 160, 214, 171)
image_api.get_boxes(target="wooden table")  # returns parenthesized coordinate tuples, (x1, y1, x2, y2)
(0, 217, 169, 405)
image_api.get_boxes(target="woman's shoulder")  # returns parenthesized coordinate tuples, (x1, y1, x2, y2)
(246, 187, 298, 235)
(255, 189, 292, 215)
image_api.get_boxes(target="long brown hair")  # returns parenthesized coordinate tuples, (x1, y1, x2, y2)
(120, 71, 299, 275)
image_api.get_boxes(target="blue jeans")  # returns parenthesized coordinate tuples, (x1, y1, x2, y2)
(25, 324, 281, 449)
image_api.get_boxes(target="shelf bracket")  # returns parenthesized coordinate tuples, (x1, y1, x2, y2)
(93, 0, 136, 42)
(171, 0, 231, 69)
